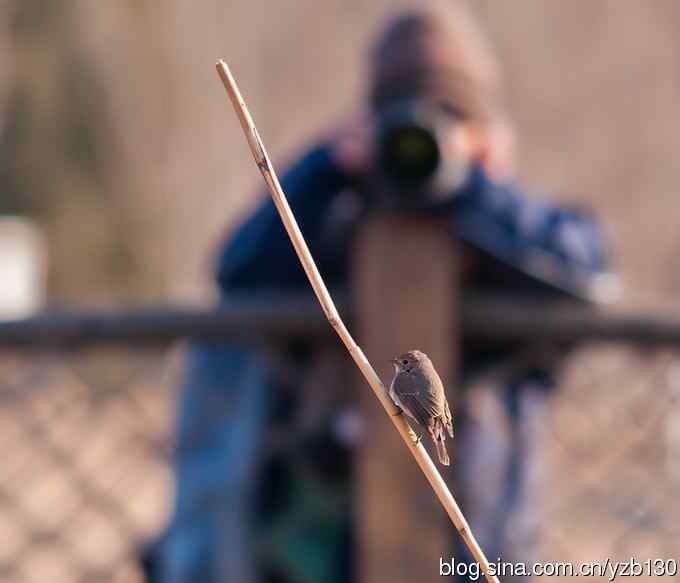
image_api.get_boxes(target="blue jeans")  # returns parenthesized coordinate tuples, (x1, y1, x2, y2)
(160, 343, 271, 583)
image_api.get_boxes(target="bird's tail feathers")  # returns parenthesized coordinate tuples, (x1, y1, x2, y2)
(434, 438, 450, 466)
(444, 401, 454, 438)
(430, 418, 452, 465)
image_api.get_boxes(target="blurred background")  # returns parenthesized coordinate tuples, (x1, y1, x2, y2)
(2, 1, 680, 582)
(4, 0, 680, 305)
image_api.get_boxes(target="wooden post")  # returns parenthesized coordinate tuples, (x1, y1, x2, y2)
(353, 214, 458, 583)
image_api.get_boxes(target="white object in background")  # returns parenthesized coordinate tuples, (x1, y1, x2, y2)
(0, 216, 46, 319)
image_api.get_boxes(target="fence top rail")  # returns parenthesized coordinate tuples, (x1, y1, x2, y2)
(0, 293, 679, 349)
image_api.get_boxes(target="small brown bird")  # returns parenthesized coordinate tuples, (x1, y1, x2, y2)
(389, 350, 454, 465)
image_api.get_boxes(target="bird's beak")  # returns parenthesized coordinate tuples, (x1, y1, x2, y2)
(390, 358, 399, 365)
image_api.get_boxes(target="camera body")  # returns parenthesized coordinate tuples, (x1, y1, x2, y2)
(370, 99, 470, 210)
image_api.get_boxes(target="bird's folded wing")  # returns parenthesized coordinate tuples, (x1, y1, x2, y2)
(392, 373, 441, 427)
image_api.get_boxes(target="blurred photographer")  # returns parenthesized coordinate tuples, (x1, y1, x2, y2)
(152, 3, 612, 583)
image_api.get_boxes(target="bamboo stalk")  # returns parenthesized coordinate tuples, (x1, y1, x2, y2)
(216, 59, 500, 583)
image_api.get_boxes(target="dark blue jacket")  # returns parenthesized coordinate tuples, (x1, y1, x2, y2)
(217, 143, 611, 304)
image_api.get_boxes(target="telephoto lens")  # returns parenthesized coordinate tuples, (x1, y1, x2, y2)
(373, 99, 469, 210)
(380, 123, 440, 184)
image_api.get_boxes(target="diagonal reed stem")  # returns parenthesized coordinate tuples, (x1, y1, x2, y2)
(216, 59, 500, 583)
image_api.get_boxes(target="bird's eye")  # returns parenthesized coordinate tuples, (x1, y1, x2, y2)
(402, 359, 408, 365)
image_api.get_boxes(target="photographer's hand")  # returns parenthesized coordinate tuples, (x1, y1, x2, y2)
(327, 111, 373, 178)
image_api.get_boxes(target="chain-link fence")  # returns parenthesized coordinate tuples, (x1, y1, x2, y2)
(541, 343, 680, 569)
(0, 297, 679, 582)
(0, 345, 179, 583)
